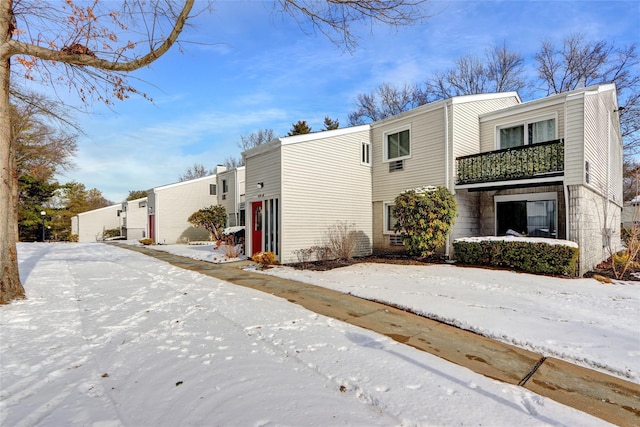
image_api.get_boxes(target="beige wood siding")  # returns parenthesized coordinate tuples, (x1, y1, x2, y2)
(480, 103, 565, 153)
(279, 130, 372, 263)
(564, 96, 586, 186)
(245, 146, 282, 204)
(453, 97, 519, 159)
(153, 176, 219, 244)
(372, 108, 447, 203)
(75, 204, 122, 242)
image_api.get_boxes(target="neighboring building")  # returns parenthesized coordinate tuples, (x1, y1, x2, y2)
(370, 84, 622, 275)
(371, 92, 521, 256)
(71, 204, 123, 242)
(243, 125, 372, 263)
(217, 166, 246, 227)
(121, 197, 148, 240)
(621, 196, 640, 229)
(147, 170, 222, 244)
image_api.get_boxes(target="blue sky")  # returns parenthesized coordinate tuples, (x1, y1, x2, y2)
(41, 1, 639, 202)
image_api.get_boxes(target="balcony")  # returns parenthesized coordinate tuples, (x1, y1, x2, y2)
(456, 139, 564, 186)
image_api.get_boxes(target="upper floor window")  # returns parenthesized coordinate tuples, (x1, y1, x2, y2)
(138, 201, 147, 208)
(222, 179, 228, 193)
(361, 141, 371, 165)
(384, 128, 410, 162)
(499, 116, 556, 149)
(209, 184, 217, 195)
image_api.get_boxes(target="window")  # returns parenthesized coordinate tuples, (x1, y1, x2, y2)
(209, 184, 217, 195)
(384, 203, 398, 234)
(384, 128, 410, 161)
(495, 193, 557, 238)
(361, 141, 371, 165)
(138, 201, 147, 208)
(498, 116, 556, 149)
(222, 179, 228, 193)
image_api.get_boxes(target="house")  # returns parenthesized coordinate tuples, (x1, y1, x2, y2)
(621, 196, 640, 229)
(120, 197, 148, 240)
(371, 83, 622, 275)
(71, 203, 123, 242)
(371, 92, 521, 255)
(146, 169, 222, 244)
(217, 166, 246, 227)
(243, 125, 372, 263)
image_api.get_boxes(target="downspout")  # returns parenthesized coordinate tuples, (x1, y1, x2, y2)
(563, 98, 570, 244)
(444, 102, 451, 259)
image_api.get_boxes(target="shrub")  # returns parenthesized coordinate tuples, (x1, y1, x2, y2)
(102, 228, 121, 239)
(453, 237, 579, 276)
(187, 205, 227, 241)
(322, 221, 358, 260)
(139, 238, 153, 246)
(252, 251, 278, 268)
(222, 235, 243, 258)
(69, 234, 79, 242)
(393, 186, 457, 258)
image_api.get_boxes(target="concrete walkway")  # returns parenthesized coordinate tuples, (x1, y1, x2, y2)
(115, 244, 639, 426)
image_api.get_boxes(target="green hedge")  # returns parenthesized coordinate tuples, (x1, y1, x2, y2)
(453, 238, 579, 276)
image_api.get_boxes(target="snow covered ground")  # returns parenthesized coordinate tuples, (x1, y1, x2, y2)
(0, 242, 636, 426)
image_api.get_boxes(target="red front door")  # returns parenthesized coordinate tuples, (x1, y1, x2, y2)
(148, 215, 155, 242)
(251, 202, 262, 256)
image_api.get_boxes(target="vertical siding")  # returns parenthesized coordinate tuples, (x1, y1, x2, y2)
(154, 176, 218, 244)
(279, 130, 372, 263)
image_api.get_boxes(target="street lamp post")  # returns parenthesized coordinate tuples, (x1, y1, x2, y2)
(40, 211, 46, 242)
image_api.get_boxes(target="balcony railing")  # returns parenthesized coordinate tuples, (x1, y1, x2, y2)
(456, 139, 564, 185)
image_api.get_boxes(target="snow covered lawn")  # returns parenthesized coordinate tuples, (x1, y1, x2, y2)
(258, 262, 640, 385)
(0, 243, 633, 426)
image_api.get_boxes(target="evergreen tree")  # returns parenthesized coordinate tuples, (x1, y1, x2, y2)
(288, 120, 312, 136)
(323, 116, 339, 130)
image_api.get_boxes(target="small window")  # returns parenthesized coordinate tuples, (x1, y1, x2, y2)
(384, 203, 398, 234)
(384, 128, 410, 161)
(210, 184, 217, 195)
(361, 141, 371, 165)
(222, 179, 228, 193)
(139, 201, 147, 208)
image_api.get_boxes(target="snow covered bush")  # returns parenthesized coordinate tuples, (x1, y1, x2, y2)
(453, 237, 579, 276)
(393, 186, 457, 258)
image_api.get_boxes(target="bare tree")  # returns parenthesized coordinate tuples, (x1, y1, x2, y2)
(534, 33, 640, 155)
(348, 82, 429, 125)
(1, 0, 432, 303)
(239, 128, 275, 151)
(277, 0, 430, 53)
(179, 162, 211, 182)
(225, 128, 275, 168)
(1, 0, 196, 303)
(429, 43, 527, 99)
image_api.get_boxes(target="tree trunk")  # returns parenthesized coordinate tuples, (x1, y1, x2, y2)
(0, 1, 25, 304)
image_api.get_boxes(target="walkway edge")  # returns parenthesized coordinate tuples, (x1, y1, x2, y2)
(113, 243, 640, 426)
